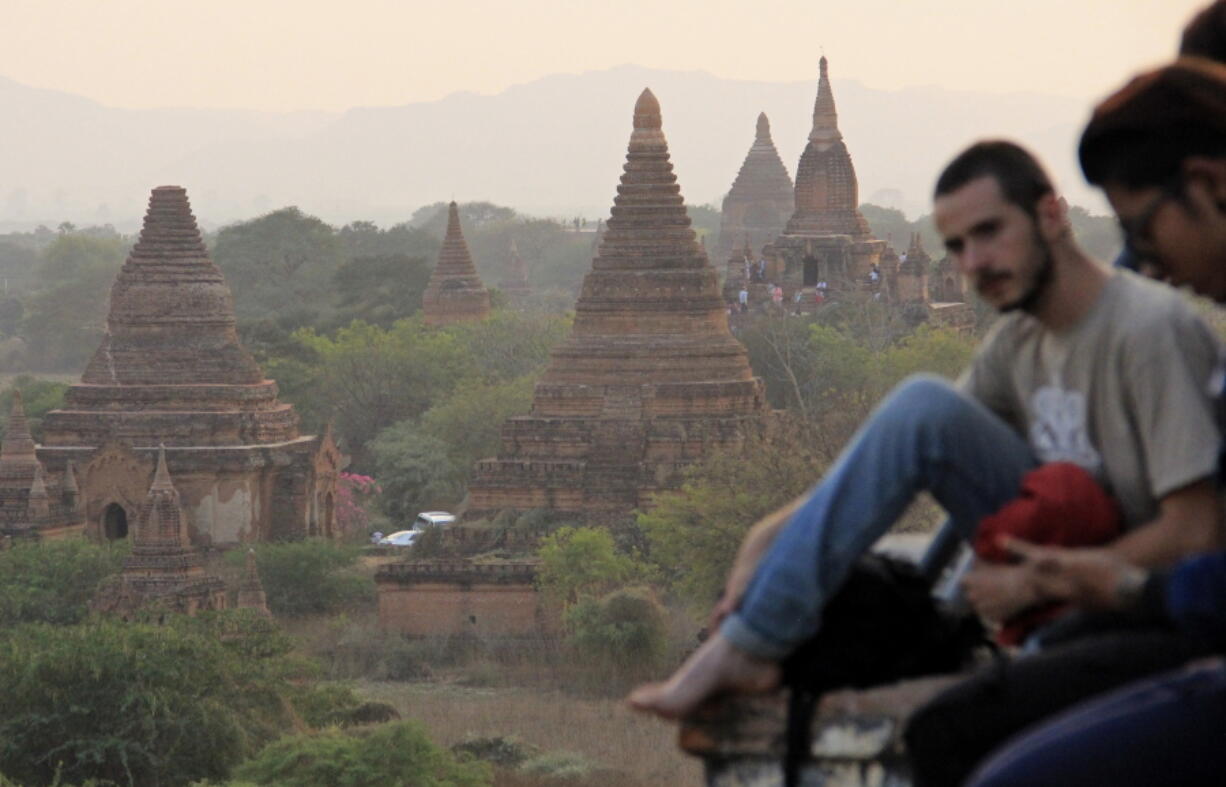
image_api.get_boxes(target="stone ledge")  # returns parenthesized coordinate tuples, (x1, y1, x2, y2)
(678, 674, 966, 787)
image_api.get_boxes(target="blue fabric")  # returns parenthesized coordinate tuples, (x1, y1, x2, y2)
(1167, 552, 1226, 649)
(721, 375, 1038, 658)
(967, 660, 1226, 787)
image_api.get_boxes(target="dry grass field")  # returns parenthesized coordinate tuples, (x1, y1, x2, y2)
(357, 679, 701, 786)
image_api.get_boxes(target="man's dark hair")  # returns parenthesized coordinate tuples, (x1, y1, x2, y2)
(1080, 58, 1226, 189)
(934, 141, 1054, 218)
(1181, 0, 1226, 61)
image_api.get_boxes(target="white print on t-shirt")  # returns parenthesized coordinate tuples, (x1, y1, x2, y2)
(1028, 386, 1103, 473)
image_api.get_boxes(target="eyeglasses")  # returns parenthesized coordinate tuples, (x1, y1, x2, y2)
(1118, 178, 1182, 274)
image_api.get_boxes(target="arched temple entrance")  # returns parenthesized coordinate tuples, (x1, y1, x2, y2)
(102, 503, 129, 540)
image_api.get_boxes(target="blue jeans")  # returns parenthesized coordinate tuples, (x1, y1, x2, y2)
(722, 375, 1037, 658)
(967, 660, 1226, 787)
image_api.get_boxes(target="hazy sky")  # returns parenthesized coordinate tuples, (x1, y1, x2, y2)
(2, 0, 1207, 112)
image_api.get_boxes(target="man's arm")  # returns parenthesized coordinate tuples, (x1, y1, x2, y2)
(708, 496, 804, 629)
(1106, 478, 1223, 567)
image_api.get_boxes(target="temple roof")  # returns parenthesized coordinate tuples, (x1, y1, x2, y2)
(81, 186, 265, 386)
(422, 202, 491, 326)
(724, 113, 794, 207)
(543, 88, 757, 385)
(786, 58, 872, 239)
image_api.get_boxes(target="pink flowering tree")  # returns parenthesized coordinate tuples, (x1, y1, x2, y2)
(333, 471, 381, 538)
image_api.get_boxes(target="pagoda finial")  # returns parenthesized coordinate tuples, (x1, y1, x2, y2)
(1, 390, 37, 465)
(755, 112, 771, 143)
(810, 56, 841, 143)
(634, 88, 662, 130)
(151, 444, 174, 492)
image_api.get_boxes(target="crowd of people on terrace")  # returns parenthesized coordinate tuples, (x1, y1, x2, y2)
(633, 2, 1226, 784)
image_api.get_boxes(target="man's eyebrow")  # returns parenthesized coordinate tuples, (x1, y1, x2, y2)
(969, 217, 1001, 236)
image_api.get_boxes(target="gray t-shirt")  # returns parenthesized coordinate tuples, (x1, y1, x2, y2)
(960, 271, 1222, 528)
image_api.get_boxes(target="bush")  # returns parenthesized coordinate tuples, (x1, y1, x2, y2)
(0, 612, 302, 787)
(0, 539, 127, 626)
(233, 721, 491, 786)
(564, 587, 667, 678)
(450, 735, 540, 767)
(518, 751, 601, 780)
(225, 539, 373, 617)
(536, 527, 642, 606)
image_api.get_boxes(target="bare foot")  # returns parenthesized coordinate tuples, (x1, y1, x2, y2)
(627, 631, 780, 720)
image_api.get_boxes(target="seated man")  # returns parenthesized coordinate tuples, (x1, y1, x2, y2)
(629, 140, 1223, 720)
(956, 46, 1226, 787)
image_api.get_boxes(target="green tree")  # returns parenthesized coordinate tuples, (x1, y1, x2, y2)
(0, 540, 127, 626)
(0, 376, 69, 442)
(639, 420, 827, 604)
(20, 233, 126, 371)
(212, 207, 344, 327)
(419, 376, 535, 472)
(233, 721, 491, 787)
(224, 539, 373, 617)
(564, 587, 668, 678)
(330, 253, 433, 329)
(537, 527, 641, 606)
(0, 612, 303, 787)
(371, 425, 465, 524)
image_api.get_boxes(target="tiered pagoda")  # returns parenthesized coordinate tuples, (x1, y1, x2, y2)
(0, 392, 84, 540)
(421, 202, 491, 326)
(91, 447, 227, 617)
(499, 239, 531, 299)
(717, 113, 794, 265)
(467, 89, 770, 521)
(763, 57, 889, 296)
(38, 186, 341, 546)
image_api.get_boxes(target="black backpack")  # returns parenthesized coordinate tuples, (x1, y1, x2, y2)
(778, 554, 986, 786)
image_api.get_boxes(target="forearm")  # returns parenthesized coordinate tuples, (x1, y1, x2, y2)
(1106, 480, 1223, 568)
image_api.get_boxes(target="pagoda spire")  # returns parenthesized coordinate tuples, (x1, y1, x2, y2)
(421, 202, 491, 326)
(810, 56, 842, 146)
(0, 391, 37, 466)
(26, 464, 49, 520)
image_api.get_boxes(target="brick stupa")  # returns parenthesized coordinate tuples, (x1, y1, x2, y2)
(421, 202, 491, 326)
(718, 113, 794, 262)
(39, 186, 341, 545)
(467, 89, 769, 520)
(499, 238, 531, 298)
(762, 57, 888, 297)
(236, 548, 272, 617)
(0, 392, 84, 540)
(92, 447, 227, 617)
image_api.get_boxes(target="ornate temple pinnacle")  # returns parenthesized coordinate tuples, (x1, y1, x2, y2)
(422, 200, 490, 325)
(810, 56, 841, 143)
(151, 445, 175, 493)
(755, 113, 771, 143)
(1, 390, 36, 465)
(633, 88, 662, 130)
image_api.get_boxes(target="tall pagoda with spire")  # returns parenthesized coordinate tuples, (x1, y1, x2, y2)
(39, 186, 341, 546)
(0, 392, 84, 540)
(467, 89, 769, 521)
(91, 446, 227, 617)
(764, 57, 889, 297)
(421, 202, 491, 326)
(717, 112, 794, 265)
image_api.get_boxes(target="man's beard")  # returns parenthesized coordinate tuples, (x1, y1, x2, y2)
(998, 231, 1054, 314)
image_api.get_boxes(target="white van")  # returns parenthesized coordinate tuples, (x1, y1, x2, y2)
(412, 511, 455, 530)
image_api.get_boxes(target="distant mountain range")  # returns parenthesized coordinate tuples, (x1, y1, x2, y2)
(0, 65, 1101, 231)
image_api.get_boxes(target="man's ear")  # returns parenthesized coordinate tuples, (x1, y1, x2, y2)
(1182, 157, 1226, 213)
(1035, 192, 1069, 242)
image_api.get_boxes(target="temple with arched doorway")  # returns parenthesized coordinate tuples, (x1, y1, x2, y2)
(37, 186, 342, 546)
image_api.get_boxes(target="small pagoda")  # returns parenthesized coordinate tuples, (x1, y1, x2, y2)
(0, 392, 84, 540)
(717, 112, 794, 264)
(236, 548, 272, 617)
(91, 447, 227, 617)
(467, 89, 769, 521)
(421, 202, 491, 326)
(38, 186, 341, 546)
(499, 239, 531, 299)
(763, 57, 889, 296)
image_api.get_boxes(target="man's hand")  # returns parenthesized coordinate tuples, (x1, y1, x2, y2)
(1003, 537, 1143, 609)
(962, 562, 1042, 623)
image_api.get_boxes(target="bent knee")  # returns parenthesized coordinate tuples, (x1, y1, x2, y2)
(880, 374, 967, 422)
